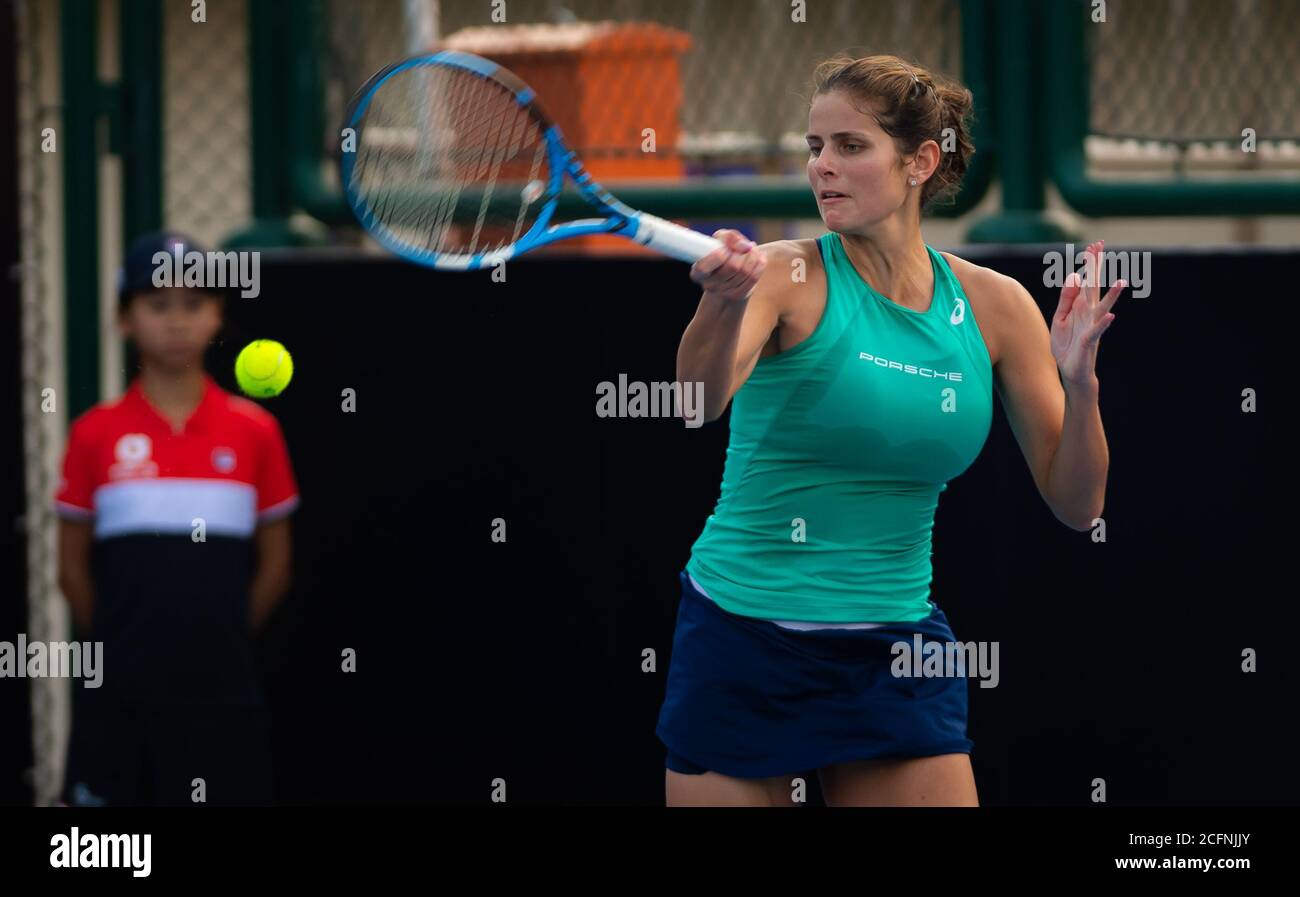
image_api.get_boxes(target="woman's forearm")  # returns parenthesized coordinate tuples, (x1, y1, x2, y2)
(677, 290, 750, 423)
(1047, 376, 1108, 531)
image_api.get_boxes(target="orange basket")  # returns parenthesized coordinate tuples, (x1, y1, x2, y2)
(441, 22, 694, 257)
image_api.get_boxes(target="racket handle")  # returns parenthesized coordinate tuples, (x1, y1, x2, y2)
(631, 214, 725, 263)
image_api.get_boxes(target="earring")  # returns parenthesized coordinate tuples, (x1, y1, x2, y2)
(909, 177, 918, 186)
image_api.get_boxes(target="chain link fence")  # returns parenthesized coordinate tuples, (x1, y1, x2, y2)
(321, 0, 961, 177)
(1089, 0, 1300, 143)
(126, 0, 1300, 250)
(315, 0, 1298, 221)
(162, 0, 252, 249)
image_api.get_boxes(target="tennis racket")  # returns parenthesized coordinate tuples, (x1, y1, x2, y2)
(340, 50, 724, 270)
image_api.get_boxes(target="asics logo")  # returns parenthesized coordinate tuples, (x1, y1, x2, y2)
(950, 296, 966, 325)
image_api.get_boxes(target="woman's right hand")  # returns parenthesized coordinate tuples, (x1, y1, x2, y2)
(689, 229, 768, 303)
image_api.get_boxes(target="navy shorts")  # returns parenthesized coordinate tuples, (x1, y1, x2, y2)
(62, 691, 272, 807)
(657, 569, 974, 778)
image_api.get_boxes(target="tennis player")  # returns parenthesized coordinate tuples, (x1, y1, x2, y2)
(657, 55, 1122, 806)
(55, 231, 299, 806)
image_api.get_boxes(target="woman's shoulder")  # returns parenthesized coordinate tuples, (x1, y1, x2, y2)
(758, 237, 825, 269)
(745, 238, 829, 359)
(756, 237, 828, 299)
(936, 249, 1017, 296)
(936, 251, 1032, 368)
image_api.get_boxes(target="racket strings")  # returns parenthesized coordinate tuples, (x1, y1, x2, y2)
(349, 64, 552, 259)
(465, 74, 521, 251)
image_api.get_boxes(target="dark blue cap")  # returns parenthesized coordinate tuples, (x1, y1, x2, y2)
(117, 230, 225, 305)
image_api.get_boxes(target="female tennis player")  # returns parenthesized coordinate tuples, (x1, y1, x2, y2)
(656, 55, 1122, 807)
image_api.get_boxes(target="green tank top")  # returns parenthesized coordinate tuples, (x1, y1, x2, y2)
(686, 232, 994, 622)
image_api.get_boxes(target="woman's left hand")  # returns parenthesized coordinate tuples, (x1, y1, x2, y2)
(1051, 240, 1124, 388)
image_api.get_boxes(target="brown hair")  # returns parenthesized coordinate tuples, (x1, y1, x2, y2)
(810, 54, 975, 210)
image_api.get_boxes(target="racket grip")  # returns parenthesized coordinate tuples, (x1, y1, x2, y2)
(631, 214, 725, 263)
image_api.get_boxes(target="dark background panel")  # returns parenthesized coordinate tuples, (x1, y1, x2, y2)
(209, 246, 1292, 806)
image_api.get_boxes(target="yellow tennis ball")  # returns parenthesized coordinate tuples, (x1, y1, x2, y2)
(235, 339, 293, 398)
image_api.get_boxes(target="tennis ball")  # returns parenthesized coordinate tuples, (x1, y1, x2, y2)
(235, 339, 293, 398)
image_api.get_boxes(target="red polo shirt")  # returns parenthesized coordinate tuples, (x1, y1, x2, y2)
(56, 373, 299, 534)
(54, 373, 299, 705)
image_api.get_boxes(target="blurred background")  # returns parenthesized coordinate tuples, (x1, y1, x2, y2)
(4, 0, 1298, 806)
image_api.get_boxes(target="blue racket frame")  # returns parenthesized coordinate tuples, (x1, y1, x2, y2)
(341, 50, 647, 271)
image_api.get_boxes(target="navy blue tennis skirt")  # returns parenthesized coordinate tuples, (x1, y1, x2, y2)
(656, 569, 974, 778)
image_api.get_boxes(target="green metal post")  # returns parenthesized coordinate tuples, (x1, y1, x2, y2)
(936, 0, 995, 221)
(287, 0, 344, 228)
(968, 0, 1076, 241)
(227, 0, 318, 247)
(118, 0, 163, 241)
(61, 0, 100, 417)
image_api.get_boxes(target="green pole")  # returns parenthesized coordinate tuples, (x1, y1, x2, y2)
(227, 0, 318, 247)
(934, 0, 995, 221)
(287, 0, 342, 226)
(118, 0, 163, 241)
(968, 0, 1077, 242)
(61, 0, 100, 417)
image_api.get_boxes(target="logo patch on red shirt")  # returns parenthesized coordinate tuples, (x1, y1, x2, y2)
(211, 446, 237, 473)
(109, 433, 159, 480)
